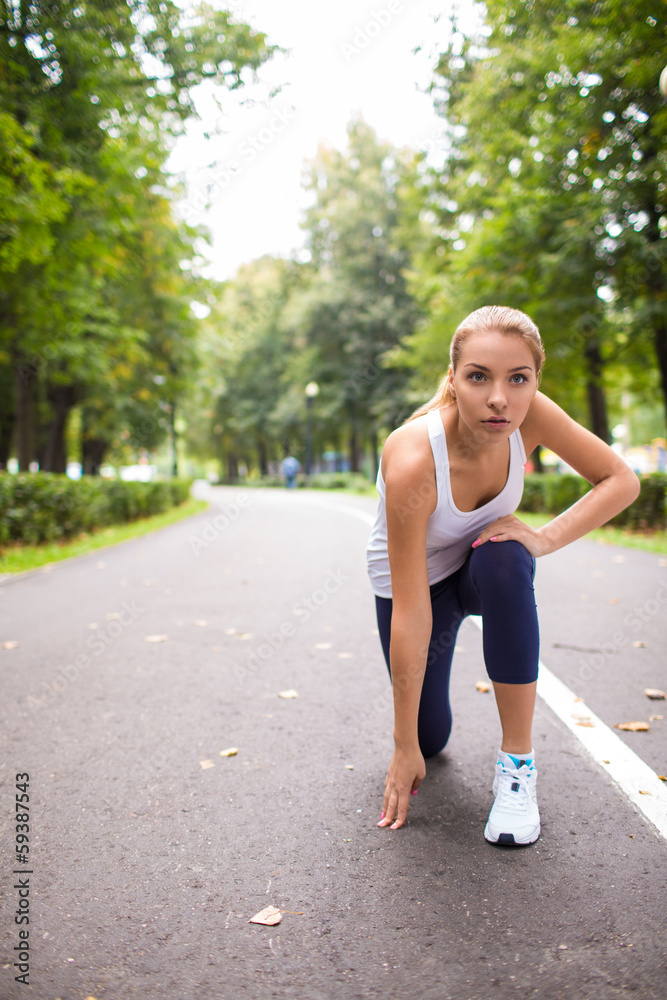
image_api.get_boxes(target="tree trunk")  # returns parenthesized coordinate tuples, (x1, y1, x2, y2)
(370, 428, 378, 481)
(226, 453, 239, 484)
(348, 422, 360, 473)
(654, 316, 667, 435)
(0, 365, 15, 469)
(82, 438, 107, 475)
(583, 341, 610, 443)
(14, 361, 38, 470)
(43, 383, 76, 473)
(258, 436, 269, 476)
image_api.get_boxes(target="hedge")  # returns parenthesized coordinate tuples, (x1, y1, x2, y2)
(0, 473, 193, 546)
(519, 472, 666, 531)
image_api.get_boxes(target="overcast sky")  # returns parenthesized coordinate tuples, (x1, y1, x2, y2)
(167, 1, 474, 281)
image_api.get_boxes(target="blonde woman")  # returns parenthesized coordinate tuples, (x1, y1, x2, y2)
(366, 305, 639, 843)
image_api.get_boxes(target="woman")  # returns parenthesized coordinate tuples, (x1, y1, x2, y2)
(366, 305, 640, 844)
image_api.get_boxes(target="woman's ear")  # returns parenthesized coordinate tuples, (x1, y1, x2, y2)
(448, 367, 456, 399)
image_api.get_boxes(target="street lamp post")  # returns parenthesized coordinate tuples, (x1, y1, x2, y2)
(304, 381, 319, 477)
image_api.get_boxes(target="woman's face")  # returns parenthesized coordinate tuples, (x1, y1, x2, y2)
(449, 330, 538, 440)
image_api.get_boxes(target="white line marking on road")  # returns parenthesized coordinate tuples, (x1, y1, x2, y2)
(470, 616, 667, 841)
(297, 495, 667, 840)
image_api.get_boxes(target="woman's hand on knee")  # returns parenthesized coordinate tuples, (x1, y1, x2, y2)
(377, 744, 426, 830)
(471, 514, 547, 558)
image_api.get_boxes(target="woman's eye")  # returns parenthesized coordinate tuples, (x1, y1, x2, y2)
(468, 372, 486, 382)
(510, 374, 528, 383)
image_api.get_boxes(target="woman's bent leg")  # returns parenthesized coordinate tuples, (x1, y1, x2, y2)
(375, 577, 465, 758)
(458, 540, 539, 685)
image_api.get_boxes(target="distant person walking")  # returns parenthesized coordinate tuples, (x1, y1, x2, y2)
(366, 305, 639, 844)
(281, 455, 301, 489)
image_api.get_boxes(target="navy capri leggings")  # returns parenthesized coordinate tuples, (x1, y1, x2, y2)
(375, 540, 539, 759)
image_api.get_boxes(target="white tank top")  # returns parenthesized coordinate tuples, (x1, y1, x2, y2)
(366, 407, 527, 598)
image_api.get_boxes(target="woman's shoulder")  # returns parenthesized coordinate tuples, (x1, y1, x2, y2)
(382, 413, 435, 484)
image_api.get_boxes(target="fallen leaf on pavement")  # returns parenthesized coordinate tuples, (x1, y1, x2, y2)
(614, 721, 650, 732)
(314, 642, 332, 649)
(219, 748, 239, 757)
(639, 790, 651, 795)
(144, 634, 168, 643)
(475, 681, 491, 693)
(645, 688, 666, 700)
(2, 641, 18, 649)
(658, 775, 667, 782)
(234, 633, 253, 640)
(576, 720, 595, 728)
(278, 689, 298, 699)
(649, 715, 664, 721)
(249, 905, 282, 926)
(345, 764, 354, 770)
(633, 640, 648, 648)
(199, 759, 215, 770)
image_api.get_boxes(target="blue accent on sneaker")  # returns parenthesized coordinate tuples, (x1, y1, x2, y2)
(507, 753, 534, 769)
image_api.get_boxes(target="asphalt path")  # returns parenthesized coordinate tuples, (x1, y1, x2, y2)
(1, 484, 666, 1000)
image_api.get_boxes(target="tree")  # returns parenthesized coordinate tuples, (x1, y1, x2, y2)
(0, 0, 275, 468)
(409, 0, 666, 438)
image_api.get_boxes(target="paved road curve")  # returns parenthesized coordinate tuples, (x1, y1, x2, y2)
(1, 485, 666, 1000)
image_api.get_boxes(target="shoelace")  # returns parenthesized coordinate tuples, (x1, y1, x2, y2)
(495, 764, 536, 815)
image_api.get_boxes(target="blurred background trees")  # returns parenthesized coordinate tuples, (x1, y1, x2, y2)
(1, 0, 664, 481)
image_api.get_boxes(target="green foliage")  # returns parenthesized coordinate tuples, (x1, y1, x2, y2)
(0, 0, 275, 471)
(0, 472, 193, 545)
(519, 471, 666, 530)
(401, 0, 667, 435)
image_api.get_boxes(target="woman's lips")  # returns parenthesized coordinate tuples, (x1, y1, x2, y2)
(484, 417, 509, 425)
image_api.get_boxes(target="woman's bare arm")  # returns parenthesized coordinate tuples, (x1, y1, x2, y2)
(377, 426, 437, 829)
(473, 392, 641, 555)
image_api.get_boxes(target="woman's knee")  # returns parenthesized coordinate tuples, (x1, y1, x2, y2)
(470, 539, 534, 583)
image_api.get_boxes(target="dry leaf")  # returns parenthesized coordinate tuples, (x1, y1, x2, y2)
(338, 652, 353, 659)
(345, 764, 354, 770)
(314, 642, 332, 650)
(278, 689, 298, 699)
(658, 775, 667, 782)
(645, 688, 666, 700)
(614, 721, 650, 732)
(608, 597, 619, 605)
(144, 634, 168, 643)
(638, 790, 652, 795)
(649, 715, 664, 721)
(234, 633, 253, 640)
(219, 747, 238, 757)
(249, 905, 282, 926)
(475, 681, 491, 693)
(633, 640, 648, 648)
(576, 720, 595, 728)
(199, 759, 215, 770)
(2, 641, 18, 650)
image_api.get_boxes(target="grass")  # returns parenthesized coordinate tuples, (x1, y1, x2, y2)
(0, 498, 209, 576)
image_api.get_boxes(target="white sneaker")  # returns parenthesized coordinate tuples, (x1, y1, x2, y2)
(484, 751, 540, 846)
